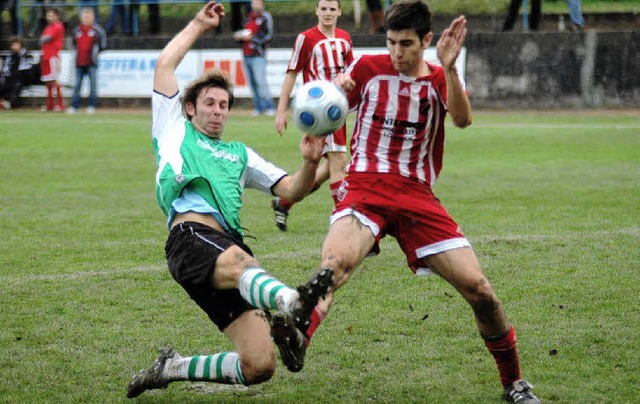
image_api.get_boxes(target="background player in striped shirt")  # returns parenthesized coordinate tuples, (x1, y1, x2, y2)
(272, 0, 354, 232)
(283, 1, 541, 402)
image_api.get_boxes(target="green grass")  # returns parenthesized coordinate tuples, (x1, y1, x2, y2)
(0, 108, 639, 403)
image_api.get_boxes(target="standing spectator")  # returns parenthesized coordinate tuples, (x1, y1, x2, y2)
(1, 0, 18, 36)
(502, 0, 541, 31)
(272, 0, 353, 231)
(130, 0, 160, 35)
(566, 0, 585, 30)
(67, 8, 106, 115)
(271, 1, 541, 403)
(125, 2, 331, 398)
(40, 7, 65, 112)
(78, 0, 101, 24)
(234, 0, 275, 116)
(105, 0, 130, 35)
(366, 0, 384, 33)
(27, 0, 46, 37)
(0, 36, 37, 110)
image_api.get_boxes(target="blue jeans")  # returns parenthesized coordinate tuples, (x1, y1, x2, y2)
(72, 65, 98, 108)
(105, 1, 130, 35)
(243, 56, 275, 113)
(565, 0, 585, 27)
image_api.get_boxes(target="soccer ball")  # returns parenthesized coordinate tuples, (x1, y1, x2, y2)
(292, 80, 349, 136)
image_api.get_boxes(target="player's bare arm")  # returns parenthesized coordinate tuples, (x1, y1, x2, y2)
(437, 15, 472, 128)
(154, 1, 225, 95)
(275, 71, 298, 135)
(272, 134, 325, 202)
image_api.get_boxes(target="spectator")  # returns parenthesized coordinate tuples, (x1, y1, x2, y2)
(366, 0, 384, 33)
(27, 0, 46, 38)
(78, 0, 101, 24)
(234, 0, 276, 116)
(0, 36, 37, 110)
(502, 0, 541, 32)
(105, 0, 130, 35)
(130, 0, 160, 35)
(0, 0, 18, 36)
(566, 0, 585, 30)
(39, 7, 65, 112)
(67, 8, 106, 115)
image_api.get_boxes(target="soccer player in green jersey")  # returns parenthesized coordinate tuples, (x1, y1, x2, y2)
(127, 2, 333, 398)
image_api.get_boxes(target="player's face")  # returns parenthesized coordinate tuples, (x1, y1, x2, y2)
(251, 0, 264, 13)
(80, 10, 95, 26)
(189, 87, 230, 138)
(386, 29, 431, 76)
(316, 0, 341, 27)
(46, 10, 59, 24)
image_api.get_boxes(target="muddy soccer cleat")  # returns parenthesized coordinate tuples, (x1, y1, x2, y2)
(271, 198, 290, 232)
(503, 380, 541, 404)
(270, 311, 308, 372)
(127, 347, 178, 398)
(293, 268, 334, 333)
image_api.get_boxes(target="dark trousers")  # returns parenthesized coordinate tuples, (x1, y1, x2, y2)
(503, 0, 541, 31)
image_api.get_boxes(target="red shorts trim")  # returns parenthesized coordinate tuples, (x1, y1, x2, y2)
(331, 173, 470, 274)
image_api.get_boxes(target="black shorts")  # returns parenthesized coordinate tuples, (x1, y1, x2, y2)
(165, 221, 255, 331)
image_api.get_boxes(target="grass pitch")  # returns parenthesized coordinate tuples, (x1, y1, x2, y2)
(0, 108, 638, 403)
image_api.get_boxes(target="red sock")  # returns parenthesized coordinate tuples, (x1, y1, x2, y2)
(329, 181, 342, 206)
(279, 198, 294, 210)
(55, 84, 65, 110)
(46, 84, 54, 110)
(484, 326, 522, 386)
(304, 306, 326, 346)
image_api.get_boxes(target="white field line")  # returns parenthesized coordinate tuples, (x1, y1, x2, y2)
(467, 123, 640, 130)
(2, 228, 636, 286)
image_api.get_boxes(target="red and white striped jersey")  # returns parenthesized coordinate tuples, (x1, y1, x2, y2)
(287, 26, 354, 83)
(345, 54, 449, 189)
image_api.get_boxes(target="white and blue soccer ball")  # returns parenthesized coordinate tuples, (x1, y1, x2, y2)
(292, 80, 349, 136)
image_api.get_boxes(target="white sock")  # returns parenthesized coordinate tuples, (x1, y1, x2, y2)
(238, 267, 298, 311)
(164, 352, 246, 385)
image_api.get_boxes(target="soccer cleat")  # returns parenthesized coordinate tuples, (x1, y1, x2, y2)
(271, 198, 290, 232)
(270, 311, 308, 372)
(503, 380, 541, 404)
(293, 268, 334, 333)
(127, 347, 178, 399)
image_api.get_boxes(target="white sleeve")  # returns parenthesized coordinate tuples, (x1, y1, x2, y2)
(152, 90, 185, 143)
(243, 147, 288, 194)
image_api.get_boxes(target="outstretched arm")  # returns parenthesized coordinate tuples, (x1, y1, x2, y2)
(272, 135, 325, 202)
(437, 15, 472, 128)
(154, 1, 225, 96)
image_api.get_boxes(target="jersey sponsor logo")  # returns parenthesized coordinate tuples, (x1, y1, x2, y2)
(196, 138, 241, 163)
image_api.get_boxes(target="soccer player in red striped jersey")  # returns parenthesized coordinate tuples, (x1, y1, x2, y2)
(285, 1, 541, 402)
(272, 0, 354, 232)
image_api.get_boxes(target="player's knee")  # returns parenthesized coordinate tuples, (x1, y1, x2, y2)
(241, 353, 276, 385)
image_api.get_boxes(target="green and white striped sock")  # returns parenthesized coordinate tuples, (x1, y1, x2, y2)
(164, 352, 246, 385)
(238, 267, 297, 311)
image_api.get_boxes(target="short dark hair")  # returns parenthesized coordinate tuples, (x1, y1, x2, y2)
(181, 69, 235, 120)
(384, 0, 432, 40)
(9, 36, 23, 47)
(317, 0, 341, 7)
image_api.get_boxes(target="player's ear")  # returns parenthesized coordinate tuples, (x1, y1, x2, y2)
(422, 32, 433, 49)
(186, 102, 196, 118)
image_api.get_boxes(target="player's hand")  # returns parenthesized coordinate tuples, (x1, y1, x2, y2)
(437, 15, 467, 71)
(195, 1, 225, 31)
(300, 134, 325, 164)
(334, 73, 355, 93)
(275, 111, 288, 136)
